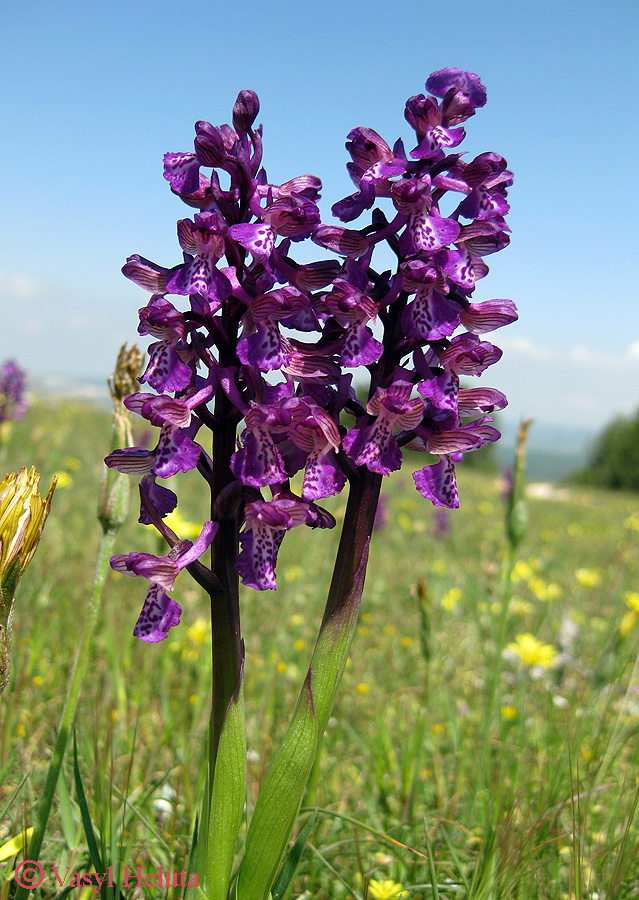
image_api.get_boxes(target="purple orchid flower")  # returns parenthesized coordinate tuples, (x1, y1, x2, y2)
(110, 69, 515, 643)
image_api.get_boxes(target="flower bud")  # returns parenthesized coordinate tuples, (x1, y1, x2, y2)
(1, 467, 56, 694)
(233, 90, 260, 132)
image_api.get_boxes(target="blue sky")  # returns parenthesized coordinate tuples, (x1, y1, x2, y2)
(1, 0, 638, 431)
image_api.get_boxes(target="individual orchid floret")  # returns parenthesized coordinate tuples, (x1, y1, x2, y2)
(167, 213, 232, 303)
(111, 521, 217, 592)
(237, 496, 331, 590)
(425, 68, 487, 118)
(135, 295, 193, 393)
(231, 404, 290, 488)
(404, 93, 466, 159)
(237, 287, 309, 371)
(343, 379, 424, 475)
(282, 398, 346, 500)
(322, 268, 383, 367)
(456, 153, 513, 221)
(439, 333, 503, 375)
(459, 298, 518, 334)
(111, 521, 217, 642)
(105, 415, 202, 480)
(413, 456, 459, 509)
(133, 583, 182, 643)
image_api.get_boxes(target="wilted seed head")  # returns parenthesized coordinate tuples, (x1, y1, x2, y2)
(232, 89, 260, 132)
(0, 467, 56, 583)
(108, 344, 143, 403)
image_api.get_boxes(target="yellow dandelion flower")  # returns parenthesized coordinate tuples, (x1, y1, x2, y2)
(187, 618, 208, 645)
(501, 705, 517, 721)
(31, 675, 43, 686)
(512, 560, 533, 582)
(431, 559, 447, 575)
(623, 591, 639, 613)
(528, 577, 550, 600)
(368, 878, 407, 899)
(620, 610, 638, 638)
(294, 639, 306, 651)
(52, 470, 73, 488)
(507, 633, 557, 668)
(289, 613, 305, 626)
(189, 694, 198, 705)
(16, 723, 26, 738)
(357, 625, 369, 637)
(164, 509, 202, 540)
(441, 587, 462, 610)
(624, 513, 639, 532)
(356, 682, 370, 695)
(276, 661, 287, 674)
(383, 624, 396, 636)
(361, 612, 373, 624)
(575, 568, 601, 588)
(400, 636, 413, 648)
(545, 582, 563, 601)
(431, 722, 445, 736)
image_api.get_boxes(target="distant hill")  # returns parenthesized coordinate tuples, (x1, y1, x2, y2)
(496, 421, 597, 482)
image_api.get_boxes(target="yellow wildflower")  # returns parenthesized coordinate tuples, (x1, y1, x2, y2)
(356, 682, 370, 695)
(1, 468, 56, 694)
(441, 587, 462, 610)
(294, 639, 306, 651)
(289, 613, 305, 626)
(623, 591, 639, 612)
(624, 513, 639, 532)
(501, 705, 517, 720)
(276, 661, 287, 674)
(0, 467, 56, 581)
(164, 509, 202, 540)
(620, 610, 637, 638)
(368, 878, 407, 899)
(512, 559, 533, 582)
(507, 633, 557, 668)
(361, 612, 373, 624)
(187, 618, 208, 645)
(575, 568, 602, 588)
(53, 470, 73, 488)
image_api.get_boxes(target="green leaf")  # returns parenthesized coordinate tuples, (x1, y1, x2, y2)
(236, 673, 318, 900)
(202, 670, 247, 900)
(72, 732, 105, 880)
(270, 811, 317, 900)
(56, 766, 77, 851)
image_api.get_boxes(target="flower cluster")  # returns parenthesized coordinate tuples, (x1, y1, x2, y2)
(107, 69, 515, 640)
(0, 360, 27, 425)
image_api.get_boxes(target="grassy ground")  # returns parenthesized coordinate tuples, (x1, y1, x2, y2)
(1, 398, 638, 898)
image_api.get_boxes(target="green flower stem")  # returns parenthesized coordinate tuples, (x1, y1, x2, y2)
(15, 524, 120, 900)
(310, 468, 382, 737)
(237, 469, 382, 900)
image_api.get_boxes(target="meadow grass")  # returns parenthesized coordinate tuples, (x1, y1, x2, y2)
(1, 398, 638, 898)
